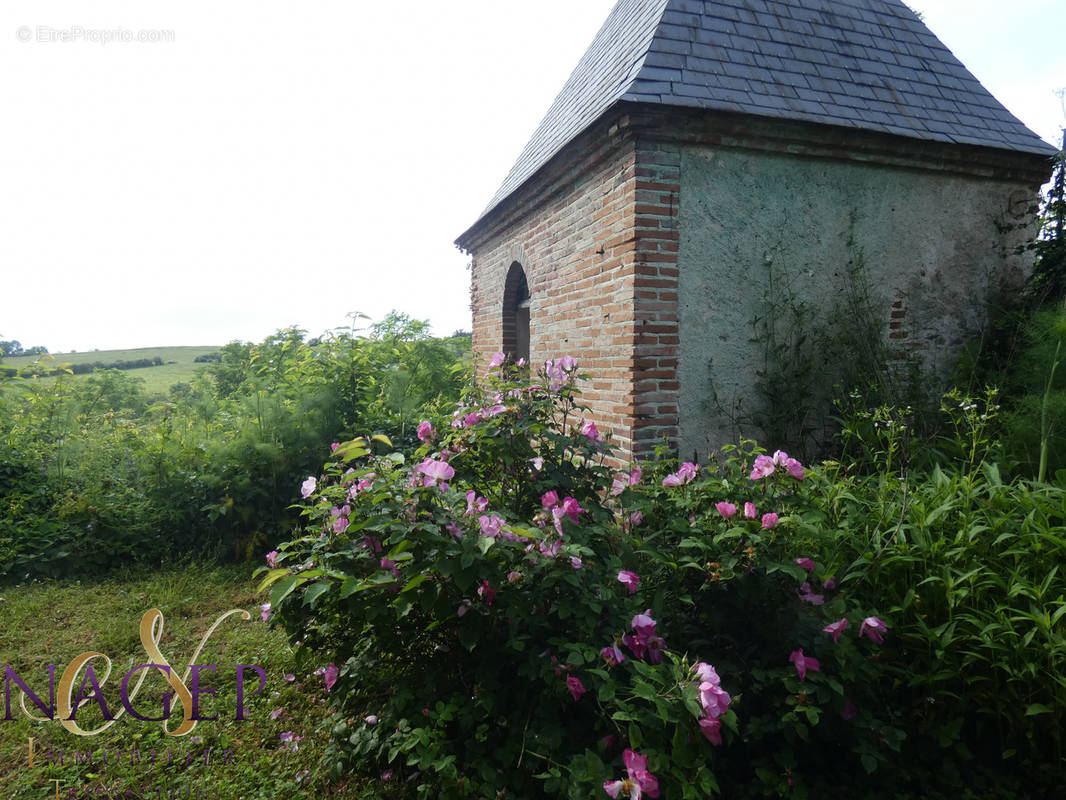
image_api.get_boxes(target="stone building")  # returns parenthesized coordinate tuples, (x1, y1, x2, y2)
(455, 0, 1056, 460)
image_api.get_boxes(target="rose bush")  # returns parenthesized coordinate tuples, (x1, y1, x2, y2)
(262, 358, 908, 798)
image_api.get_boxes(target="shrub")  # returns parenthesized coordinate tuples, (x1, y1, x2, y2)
(264, 358, 910, 799)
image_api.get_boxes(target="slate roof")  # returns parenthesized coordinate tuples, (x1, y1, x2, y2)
(471, 0, 1056, 226)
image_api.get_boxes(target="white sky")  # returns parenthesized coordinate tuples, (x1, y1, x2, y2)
(1, 0, 1063, 353)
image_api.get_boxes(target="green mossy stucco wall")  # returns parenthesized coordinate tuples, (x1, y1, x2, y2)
(676, 144, 1037, 457)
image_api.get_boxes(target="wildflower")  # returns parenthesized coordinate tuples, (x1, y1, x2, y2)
(531, 456, 544, 472)
(300, 476, 317, 498)
(330, 442, 340, 451)
(789, 649, 820, 681)
(269, 708, 285, 720)
(507, 570, 522, 583)
(823, 576, 837, 590)
(603, 749, 660, 799)
(283, 673, 295, 682)
(617, 570, 640, 594)
(414, 457, 455, 489)
(796, 557, 815, 572)
(323, 663, 339, 692)
(260, 602, 271, 622)
(715, 501, 737, 518)
(600, 642, 626, 666)
(580, 419, 601, 441)
(693, 662, 720, 686)
(769, 450, 806, 480)
(570, 556, 583, 569)
(541, 490, 559, 509)
(631, 611, 656, 636)
(859, 616, 888, 643)
(561, 496, 584, 523)
(465, 490, 489, 515)
(489, 351, 505, 368)
(627, 510, 643, 526)
(349, 473, 375, 498)
(566, 675, 587, 701)
(798, 582, 824, 605)
(624, 611, 666, 663)
(743, 502, 757, 519)
(332, 515, 349, 534)
(761, 512, 779, 529)
(365, 715, 378, 725)
(463, 411, 481, 427)
(416, 421, 435, 443)
(749, 454, 775, 480)
(477, 579, 496, 605)
(823, 618, 848, 643)
(538, 538, 563, 558)
(265, 550, 279, 568)
(663, 462, 698, 487)
(698, 716, 723, 745)
(380, 557, 400, 578)
(698, 682, 731, 718)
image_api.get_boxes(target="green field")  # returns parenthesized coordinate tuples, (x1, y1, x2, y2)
(1, 346, 220, 396)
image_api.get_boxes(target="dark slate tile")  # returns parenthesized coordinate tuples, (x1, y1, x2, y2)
(644, 51, 688, 68)
(657, 23, 698, 41)
(655, 38, 694, 55)
(694, 28, 735, 48)
(640, 66, 684, 81)
(756, 39, 791, 58)
(661, 10, 701, 26)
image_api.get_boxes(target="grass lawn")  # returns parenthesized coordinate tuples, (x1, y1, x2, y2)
(0, 565, 364, 799)
(1, 347, 220, 396)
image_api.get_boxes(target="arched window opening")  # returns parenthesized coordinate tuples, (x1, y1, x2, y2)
(502, 262, 530, 364)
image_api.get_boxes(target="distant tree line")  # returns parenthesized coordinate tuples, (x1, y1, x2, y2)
(0, 340, 48, 358)
(0, 355, 164, 378)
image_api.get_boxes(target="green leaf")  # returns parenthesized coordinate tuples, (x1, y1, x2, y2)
(401, 574, 430, 594)
(270, 574, 310, 606)
(627, 723, 643, 749)
(477, 536, 495, 555)
(256, 568, 290, 593)
(1025, 703, 1054, 716)
(303, 580, 331, 608)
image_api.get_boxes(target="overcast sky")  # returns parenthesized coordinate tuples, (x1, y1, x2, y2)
(1, 0, 1063, 353)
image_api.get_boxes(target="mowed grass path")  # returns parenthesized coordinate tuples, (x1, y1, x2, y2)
(0, 565, 364, 799)
(2, 347, 220, 396)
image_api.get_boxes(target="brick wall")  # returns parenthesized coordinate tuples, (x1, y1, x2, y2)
(460, 115, 639, 460)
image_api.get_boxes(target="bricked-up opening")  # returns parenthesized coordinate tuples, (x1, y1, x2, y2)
(502, 262, 530, 363)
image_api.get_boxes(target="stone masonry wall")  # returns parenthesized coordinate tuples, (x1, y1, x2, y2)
(676, 143, 1041, 459)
